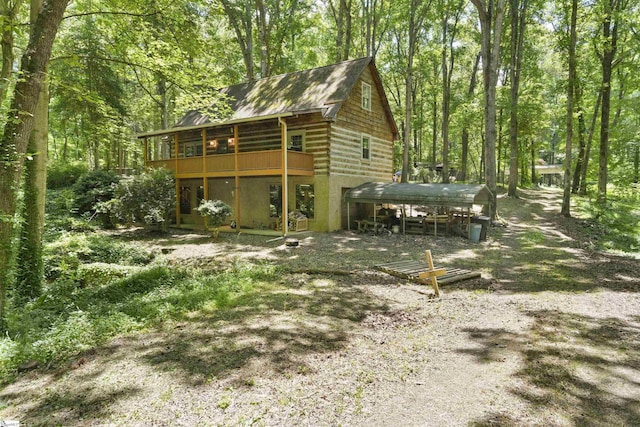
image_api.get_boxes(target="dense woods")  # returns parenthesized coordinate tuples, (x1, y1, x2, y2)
(0, 0, 639, 324)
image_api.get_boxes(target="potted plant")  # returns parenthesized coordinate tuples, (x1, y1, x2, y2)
(195, 199, 232, 239)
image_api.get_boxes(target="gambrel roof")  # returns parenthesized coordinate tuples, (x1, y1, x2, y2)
(176, 57, 398, 137)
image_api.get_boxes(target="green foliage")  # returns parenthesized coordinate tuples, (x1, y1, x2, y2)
(44, 189, 96, 240)
(196, 199, 232, 239)
(574, 187, 640, 255)
(47, 162, 89, 190)
(71, 169, 119, 216)
(103, 168, 175, 231)
(43, 233, 154, 282)
(0, 254, 278, 379)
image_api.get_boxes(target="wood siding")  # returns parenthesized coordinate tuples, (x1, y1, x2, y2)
(329, 126, 392, 180)
(330, 66, 395, 180)
(287, 114, 329, 176)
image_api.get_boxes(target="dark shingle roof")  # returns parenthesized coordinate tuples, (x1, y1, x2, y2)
(176, 57, 375, 127)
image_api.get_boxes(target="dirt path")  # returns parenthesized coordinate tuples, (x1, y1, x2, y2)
(2, 188, 639, 426)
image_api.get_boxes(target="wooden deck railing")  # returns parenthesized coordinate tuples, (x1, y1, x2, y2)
(146, 149, 314, 176)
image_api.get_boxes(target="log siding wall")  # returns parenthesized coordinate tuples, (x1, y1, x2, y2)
(329, 126, 392, 180)
(329, 66, 395, 180)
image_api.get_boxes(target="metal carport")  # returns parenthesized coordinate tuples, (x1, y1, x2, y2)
(343, 182, 493, 237)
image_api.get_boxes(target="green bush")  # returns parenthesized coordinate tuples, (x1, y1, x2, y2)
(196, 199, 232, 239)
(44, 189, 97, 240)
(103, 168, 175, 231)
(47, 162, 88, 190)
(43, 233, 154, 281)
(575, 190, 640, 254)
(72, 169, 119, 216)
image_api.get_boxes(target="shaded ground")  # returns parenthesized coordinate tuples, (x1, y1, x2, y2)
(2, 187, 640, 426)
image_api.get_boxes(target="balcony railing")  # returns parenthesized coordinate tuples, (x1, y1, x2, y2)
(146, 149, 314, 177)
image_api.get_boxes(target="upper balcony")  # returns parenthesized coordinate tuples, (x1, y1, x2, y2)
(146, 149, 314, 178)
(141, 117, 316, 178)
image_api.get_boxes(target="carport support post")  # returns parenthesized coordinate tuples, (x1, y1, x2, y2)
(279, 117, 289, 236)
(347, 202, 351, 231)
(402, 205, 406, 235)
(234, 124, 240, 232)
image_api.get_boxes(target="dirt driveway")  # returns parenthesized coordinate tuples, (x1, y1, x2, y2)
(2, 188, 639, 426)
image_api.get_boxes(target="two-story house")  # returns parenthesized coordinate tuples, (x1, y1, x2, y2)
(137, 57, 399, 233)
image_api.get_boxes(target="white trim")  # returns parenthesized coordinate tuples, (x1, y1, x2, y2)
(288, 129, 306, 151)
(361, 81, 372, 111)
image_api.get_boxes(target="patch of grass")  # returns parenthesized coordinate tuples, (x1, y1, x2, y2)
(521, 229, 545, 246)
(43, 232, 155, 281)
(1, 258, 280, 381)
(574, 188, 640, 255)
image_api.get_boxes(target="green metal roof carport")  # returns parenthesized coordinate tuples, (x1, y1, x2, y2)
(343, 182, 493, 236)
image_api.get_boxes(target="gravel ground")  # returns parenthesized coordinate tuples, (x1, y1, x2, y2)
(1, 187, 639, 426)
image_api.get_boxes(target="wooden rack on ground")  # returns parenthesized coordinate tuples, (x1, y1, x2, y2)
(375, 250, 481, 297)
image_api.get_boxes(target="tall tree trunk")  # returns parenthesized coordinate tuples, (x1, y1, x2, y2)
(461, 53, 481, 182)
(343, 0, 352, 59)
(530, 140, 536, 185)
(507, 0, 527, 197)
(561, 0, 577, 217)
(255, 0, 271, 77)
(363, 0, 386, 58)
(579, 91, 601, 195)
(441, 11, 449, 184)
(440, 5, 460, 184)
(431, 96, 437, 167)
(0, 0, 23, 105)
(329, 0, 352, 61)
(471, 0, 506, 218)
(597, 0, 623, 201)
(15, 0, 48, 303)
(633, 144, 639, 183)
(0, 0, 69, 327)
(497, 107, 503, 183)
(220, 0, 254, 80)
(402, 0, 424, 183)
(572, 80, 586, 193)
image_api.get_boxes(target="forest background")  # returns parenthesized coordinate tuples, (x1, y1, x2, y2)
(0, 0, 639, 327)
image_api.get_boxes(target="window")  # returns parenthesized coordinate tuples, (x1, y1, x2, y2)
(180, 187, 192, 214)
(361, 135, 371, 160)
(269, 184, 282, 218)
(362, 82, 372, 111)
(288, 131, 305, 151)
(178, 130, 202, 158)
(197, 186, 205, 205)
(296, 184, 314, 219)
(206, 128, 234, 155)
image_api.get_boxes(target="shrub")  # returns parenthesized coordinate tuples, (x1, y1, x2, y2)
(47, 162, 88, 190)
(43, 233, 154, 281)
(196, 199, 232, 239)
(71, 169, 119, 216)
(104, 168, 175, 231)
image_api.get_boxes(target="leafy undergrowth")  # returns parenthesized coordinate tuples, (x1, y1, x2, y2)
(573, 186, 640, 256)
(1, 231, 279, 382)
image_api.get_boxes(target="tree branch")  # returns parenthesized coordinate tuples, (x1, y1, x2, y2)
(63, 10, 161, 20)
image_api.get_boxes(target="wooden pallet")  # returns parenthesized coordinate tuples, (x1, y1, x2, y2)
(375, 259, 481, 285)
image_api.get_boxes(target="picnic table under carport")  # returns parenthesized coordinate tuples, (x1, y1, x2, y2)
(343, 182, 493, 239)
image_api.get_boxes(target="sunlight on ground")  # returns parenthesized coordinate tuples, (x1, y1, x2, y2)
(440, 249, 479, 263)
(313, 279, 334, 287)
(365, 246, 390, 253)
